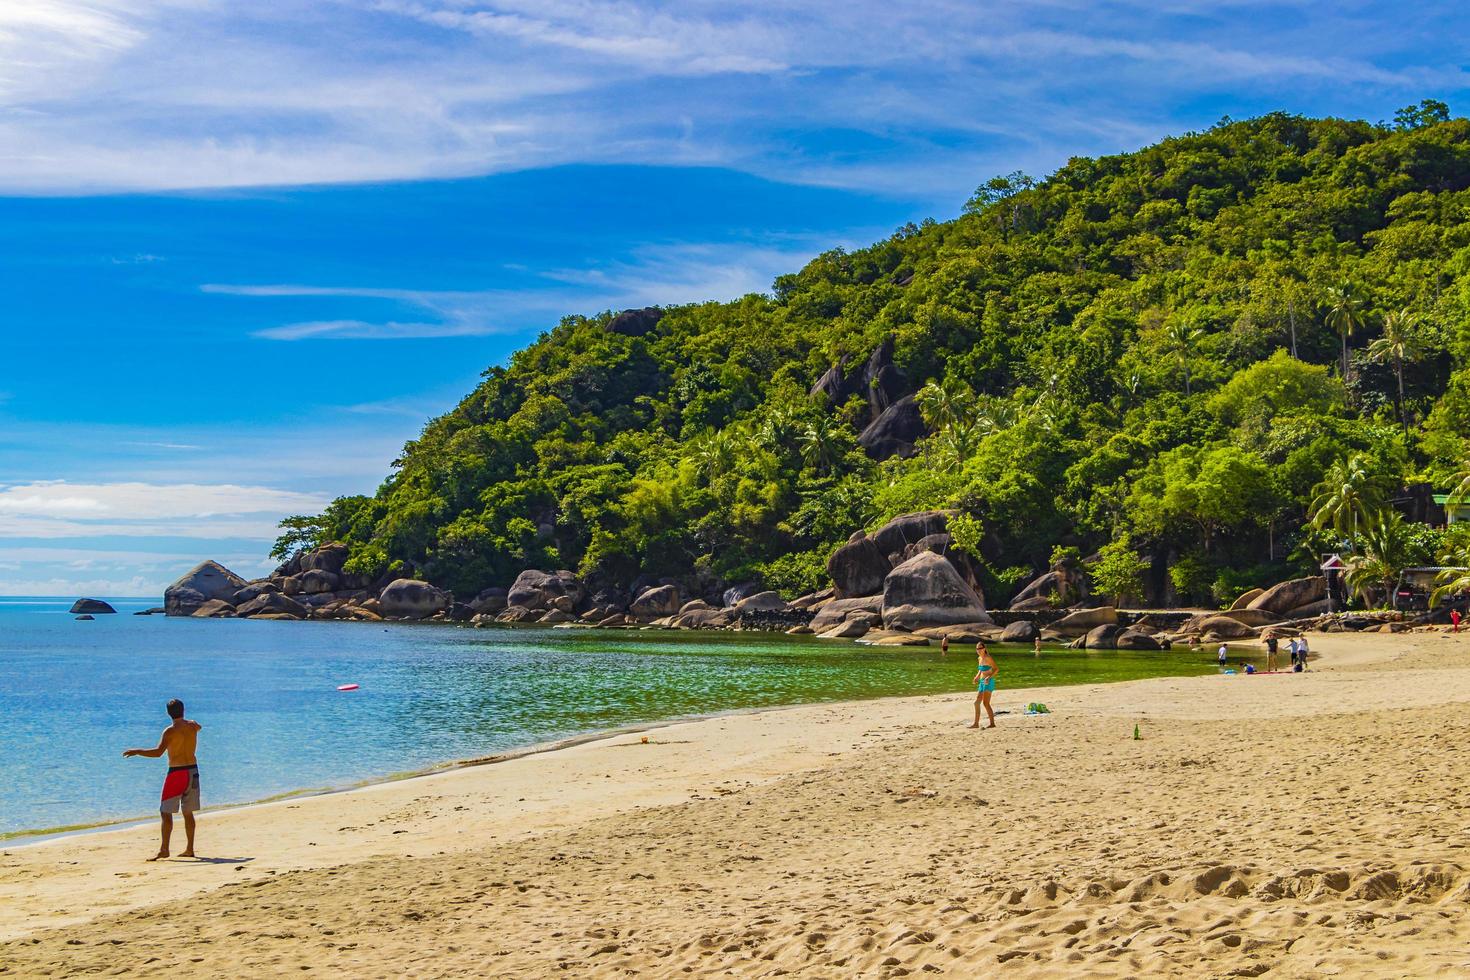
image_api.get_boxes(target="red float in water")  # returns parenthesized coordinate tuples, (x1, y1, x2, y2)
(337, 683, 360, 691)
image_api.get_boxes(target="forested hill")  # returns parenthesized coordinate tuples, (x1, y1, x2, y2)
(279, 105, 1470, 608)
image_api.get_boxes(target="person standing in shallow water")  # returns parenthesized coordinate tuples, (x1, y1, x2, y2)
(970, 642, 998, 729)
(123, 699, 202, 861)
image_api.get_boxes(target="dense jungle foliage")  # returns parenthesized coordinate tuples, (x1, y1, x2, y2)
(276, 104, 1470, 608)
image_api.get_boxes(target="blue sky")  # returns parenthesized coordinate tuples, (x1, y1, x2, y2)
(2, 1, 1468, 596)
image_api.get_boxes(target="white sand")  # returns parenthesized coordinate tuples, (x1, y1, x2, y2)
(4, 629, 1470, 977)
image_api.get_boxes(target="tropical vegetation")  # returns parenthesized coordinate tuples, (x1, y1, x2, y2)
(275, 103, 1470, 609)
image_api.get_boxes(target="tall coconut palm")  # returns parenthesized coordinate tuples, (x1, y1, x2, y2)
(1324, 281, 1367, 381)
(1343, 510, 1414, 607)
(1163, 319, 1204, 396)
(798, 417, 847, 475)
(1308, 454, 1383, 554)
(692, 429, 735, 481)
(1366, 307, 1423, 434)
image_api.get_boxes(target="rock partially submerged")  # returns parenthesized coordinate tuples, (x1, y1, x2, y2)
(69, 598, 116, 615)
(809, 595, 883, 633)
(630, 584, 681, 620)
(881, 551, 990, 630)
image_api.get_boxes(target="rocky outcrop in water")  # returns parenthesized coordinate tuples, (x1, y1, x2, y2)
(880, 551, 991, 631)
(69, 598, 116, 615)
(165, 561, 248, 617)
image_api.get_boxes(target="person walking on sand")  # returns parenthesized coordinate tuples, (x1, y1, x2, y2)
(970, 641, 998, 729)
(123, 699, 202, 861)
(1264, 634, 1278, 672)
(1453, 609, 1461, 633)
(1297, 634, 1310, 670)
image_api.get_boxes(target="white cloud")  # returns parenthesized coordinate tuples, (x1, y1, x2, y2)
(0, 481, 329, 541)
(251, 319, 500, 340)
(215, 238, 834, 340)
(0, 1, 1460, 196)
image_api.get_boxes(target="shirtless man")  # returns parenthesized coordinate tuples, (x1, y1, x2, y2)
(123, 699, 201, 860)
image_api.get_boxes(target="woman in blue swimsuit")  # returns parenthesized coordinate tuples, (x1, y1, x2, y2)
(970, 641, 998, 729)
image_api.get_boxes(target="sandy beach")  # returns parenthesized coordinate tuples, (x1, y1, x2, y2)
(5, 630, 1470, 977)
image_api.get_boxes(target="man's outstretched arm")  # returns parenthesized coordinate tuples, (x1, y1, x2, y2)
(123, 729, 172, 758)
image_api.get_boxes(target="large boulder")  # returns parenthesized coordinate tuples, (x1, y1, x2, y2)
(236, 592, 309, 619)
(809, 337, 909, 421)
(791, 587, 834, 610)
(1285, 599, 1331, 619)
(507, 570, 584, 612)
(189, 598, 236, 618)
(1083, 623, 1125, 649)
(470, 588, 508, 615)
(1049, 606, 1118, 637)
(630, 584, 681, 620)
(827, 533, 891, 598)
(999, 620, 1038, 643)
(870, 511, 953, 559)
(1115, 627, 1165, 650)
(860, 336, 909, 419)
(673, 607, 735, 629)
(916, 623, 1004, 643)
(1010, 567, 1084, 609)
(1247, 577, 1326, 615)
(495, 605, 539, 623)
(299, 569, 339, 594)
(606, 306, 663, 337)
(165, 561, 248, 617)
(299, 542, 349, 575)
(817, 617, 872, 639)
(809, 595, 884, 633)
(1197, 615, 1259, 640)
(1229, 588, 1265, 610)
(378, 579, 451, 619)
(857, 394, 926, 460)
(733, 591, 789, 613)
(881, 551, 991, 630)
(232, 581, 279, 605)
(1217, 608, 1284, 628)
(722, 582, 764, 606)
(69, 598, 116, 615)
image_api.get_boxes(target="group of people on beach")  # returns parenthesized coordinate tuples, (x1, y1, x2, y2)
(1214, 634, 1310, 673)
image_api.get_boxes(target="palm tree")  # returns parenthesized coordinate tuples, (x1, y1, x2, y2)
(798, 417, 847, 475)
(755, 406, 802, 459)
(1163, 320, 1204, 396)
(1324, 281, 1367, 381)
(1366, 307, 1423, 434)
(1343, 510, 1413, 607)
(692, 429, 735, 481)
(1308, 454, 1383, 554)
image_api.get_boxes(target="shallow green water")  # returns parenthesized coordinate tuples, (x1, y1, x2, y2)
(1, 597, 1244, 835)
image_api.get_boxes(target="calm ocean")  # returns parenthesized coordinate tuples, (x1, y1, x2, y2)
(0, 596, 1224, 837)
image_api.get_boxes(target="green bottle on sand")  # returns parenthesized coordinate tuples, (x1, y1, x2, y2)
(1133, 723, 1141, 740)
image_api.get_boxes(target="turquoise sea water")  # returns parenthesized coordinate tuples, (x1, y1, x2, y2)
(0, 596, 1236, 837)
